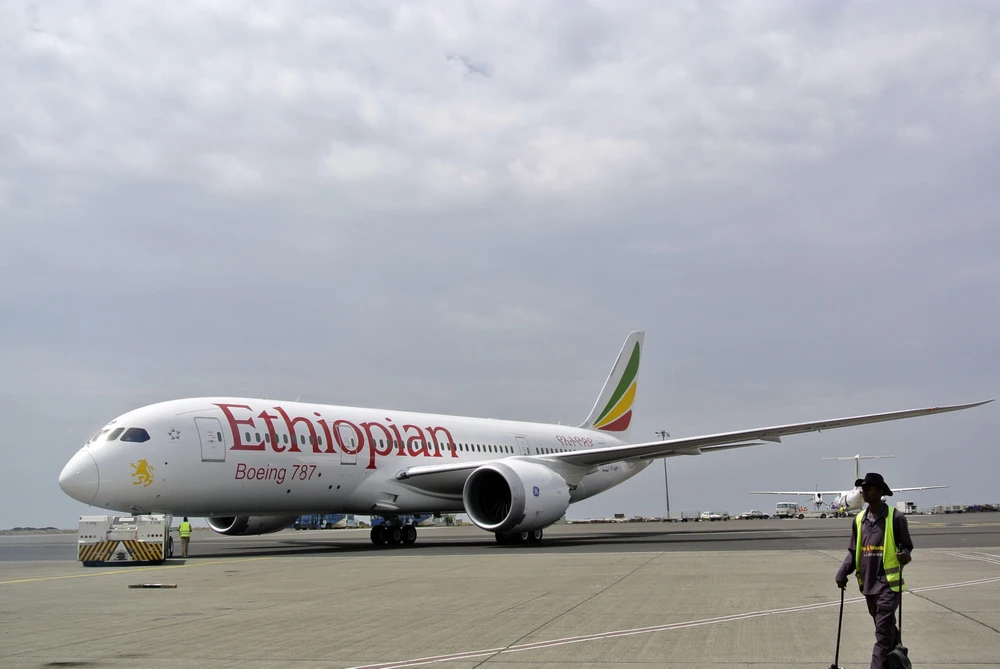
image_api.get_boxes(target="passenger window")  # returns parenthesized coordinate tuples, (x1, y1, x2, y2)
(120, 427, 151, 443)
(283, 434, 289, 444)
(245, 432, 251, 442)
(265, 433, 271, 443)
(106, 427, 125, 441)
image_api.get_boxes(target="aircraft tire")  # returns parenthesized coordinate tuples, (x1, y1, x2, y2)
(528, 528, 543, 544)
(386, 526, 403, 545)
(495, 532, 509, 545)
(518, 530, 530, 544)
(402, 524, 417, 545)
(370, 526, 386, 545)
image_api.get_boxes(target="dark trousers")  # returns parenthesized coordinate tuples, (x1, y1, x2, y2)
(864, 590, 901, 669)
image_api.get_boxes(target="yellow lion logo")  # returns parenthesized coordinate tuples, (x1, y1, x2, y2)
(130, 460, 154, 487)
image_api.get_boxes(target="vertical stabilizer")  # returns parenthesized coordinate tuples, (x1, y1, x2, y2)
(578, 331, 644, 440)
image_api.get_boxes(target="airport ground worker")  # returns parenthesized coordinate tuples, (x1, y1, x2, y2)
(178, 516, 192, 558)
(835, 472, 913, 669)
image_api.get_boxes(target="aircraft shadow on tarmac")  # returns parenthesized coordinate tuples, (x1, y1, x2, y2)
(189, 525, 858, 559)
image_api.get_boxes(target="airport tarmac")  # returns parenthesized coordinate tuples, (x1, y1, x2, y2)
(1, 515, 999, 667)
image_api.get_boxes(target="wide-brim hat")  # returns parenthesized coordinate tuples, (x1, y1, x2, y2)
(855, 472, 893, 496)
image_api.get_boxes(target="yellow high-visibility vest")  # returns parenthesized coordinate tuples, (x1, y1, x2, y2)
(178, 522, 192, 538)
(855, 505, 904, 592)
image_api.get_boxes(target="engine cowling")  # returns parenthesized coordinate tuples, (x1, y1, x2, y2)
(463, 460, 571, 533)
(206, 515, 298, 536)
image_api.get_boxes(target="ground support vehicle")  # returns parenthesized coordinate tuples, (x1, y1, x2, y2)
(801, 510, 833, 519)
(774, 502, 806, 519)
(896, 501, 918, 514)
(293, 514, 358, 529)
(78, 514, 173, 566)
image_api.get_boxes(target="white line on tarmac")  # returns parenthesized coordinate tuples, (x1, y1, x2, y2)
(945, 551, 1000, 566)
(347, 575, 1000, 669)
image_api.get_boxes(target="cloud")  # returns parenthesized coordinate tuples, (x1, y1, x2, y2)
(2, 0, 990, 210)
(1, 0, 998, 528)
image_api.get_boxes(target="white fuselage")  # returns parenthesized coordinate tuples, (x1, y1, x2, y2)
(61, 398, 647, 517)
(833, 488, 864, 512)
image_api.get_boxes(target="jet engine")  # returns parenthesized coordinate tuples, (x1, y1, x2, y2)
(206, 515, 299, 536)
(463, 459, 571, 534)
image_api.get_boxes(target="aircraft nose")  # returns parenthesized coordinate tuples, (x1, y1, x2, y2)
(59, 450, 100, 504)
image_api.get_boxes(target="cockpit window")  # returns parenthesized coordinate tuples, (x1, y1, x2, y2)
(88, 429, 111, 444)
(106, 427, 125, 441)
(120, 427, 151, 443)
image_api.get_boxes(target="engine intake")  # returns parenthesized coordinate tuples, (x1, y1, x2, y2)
(463, 460, 571, 533)
(206, 515, 298, 536)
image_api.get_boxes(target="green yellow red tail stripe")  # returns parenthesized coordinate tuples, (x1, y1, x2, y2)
(593, 341, 641, 432)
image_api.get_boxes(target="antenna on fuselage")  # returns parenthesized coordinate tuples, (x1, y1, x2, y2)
(823, 454, 895, 480)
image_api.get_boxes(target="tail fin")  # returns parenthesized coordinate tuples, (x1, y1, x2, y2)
(578, 331, 644, 440)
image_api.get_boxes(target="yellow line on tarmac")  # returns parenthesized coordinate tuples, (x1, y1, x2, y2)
(0, 557, 272, 586)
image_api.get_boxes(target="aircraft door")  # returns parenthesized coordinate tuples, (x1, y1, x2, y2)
(338, 424, 358, 465)
(194, 417, 226, 462)
(516, 436, 530, 455)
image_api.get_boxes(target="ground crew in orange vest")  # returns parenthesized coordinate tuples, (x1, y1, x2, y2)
(835, 472, 913, 669)
(178, 517, 192, 558)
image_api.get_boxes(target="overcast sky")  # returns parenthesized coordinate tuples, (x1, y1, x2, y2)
(1, 1, 997, 530)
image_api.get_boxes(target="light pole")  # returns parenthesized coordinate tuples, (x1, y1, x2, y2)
(655, 430, 670, 519)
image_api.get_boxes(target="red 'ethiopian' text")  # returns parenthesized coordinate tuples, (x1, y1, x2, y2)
(215, 403, 457, 470)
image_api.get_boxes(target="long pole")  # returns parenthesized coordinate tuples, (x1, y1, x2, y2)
(656, 430, 670, 518)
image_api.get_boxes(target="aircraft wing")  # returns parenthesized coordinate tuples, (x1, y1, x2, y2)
(396, 442, 765, 492)
(395, 400, 990, 494)
(546, 400, 991, 468)
(749, 490, 846, 496)
(891, 485, 950, 492)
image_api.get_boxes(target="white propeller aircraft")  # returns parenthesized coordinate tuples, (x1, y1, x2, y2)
(58, 332, 992, 546)
(750, 453, 949, 515)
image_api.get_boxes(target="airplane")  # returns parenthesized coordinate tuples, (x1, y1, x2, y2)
(58, 331, 993, 546)
(749, 484, 950, 516)
(750, 453, 949, 515)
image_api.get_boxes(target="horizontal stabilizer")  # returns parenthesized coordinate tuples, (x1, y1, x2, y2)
(750, 490, 846, 496)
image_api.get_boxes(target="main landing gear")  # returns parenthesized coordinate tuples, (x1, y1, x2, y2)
(370, 522, 418, 546)
(495, 528, 543, 545)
